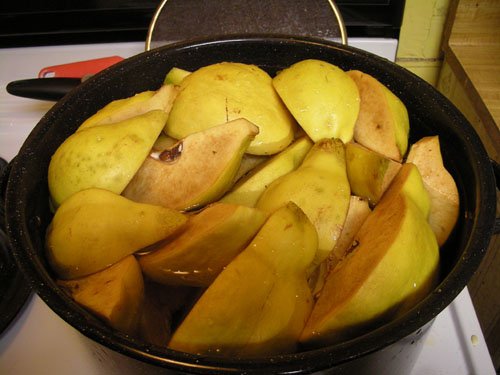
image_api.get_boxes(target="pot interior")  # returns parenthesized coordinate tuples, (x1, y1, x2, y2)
(5, 36, 497, 373)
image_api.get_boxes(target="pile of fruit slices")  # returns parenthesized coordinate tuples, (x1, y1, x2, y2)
(45, 59, 460, 357)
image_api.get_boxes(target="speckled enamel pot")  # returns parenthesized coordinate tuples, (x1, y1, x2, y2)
(5, 36, 497, 374)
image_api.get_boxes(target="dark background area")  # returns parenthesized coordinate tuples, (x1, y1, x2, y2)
(0, 0, 405, 48)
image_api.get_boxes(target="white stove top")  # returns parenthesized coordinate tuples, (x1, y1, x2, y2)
(0, 41, 496, 375)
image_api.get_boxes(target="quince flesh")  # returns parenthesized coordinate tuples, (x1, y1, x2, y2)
(165, 62, 296, 155)
(57, 255, 144, 336)
(381, 163, 431, 218)
(122, 118, 259, 211)
(345, 142, 401, 204)
(231, 153, 269, 185)
(406, 136, 459, 246)
(309, 196, 371, 296)
(256, 138, 351, 273)
(167, 202, 318, 357)
(77, 84, 177, 131)
(46, 188, 187, 280)
(347, 70, 410, 162)
(45, 59, 452, 355)
(163, 67, 191, 85)
(139, 203, 268, 287)
(301, 181, 439, 347)
(221, 136, 313, 207)
(332, 195, 371, 261)
(48, 110, 167, 208)
(152, 133, 178, 151)
(272, 59, 360, 143)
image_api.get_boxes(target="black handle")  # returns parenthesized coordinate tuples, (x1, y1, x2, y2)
(6, 77, 82, 101)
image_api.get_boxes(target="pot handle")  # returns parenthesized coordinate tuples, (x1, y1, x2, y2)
(491, 158, 500, 235)
(145, 0, 348, 52)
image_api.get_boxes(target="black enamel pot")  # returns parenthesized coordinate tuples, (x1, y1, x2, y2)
(4, 36, 498, 374)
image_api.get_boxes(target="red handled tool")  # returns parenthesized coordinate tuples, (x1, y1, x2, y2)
(38, 56, 124, 78)
(7, 56, 125, 101)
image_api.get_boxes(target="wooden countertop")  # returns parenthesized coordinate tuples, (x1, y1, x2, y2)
(442, 0, 500, 161)
(440, 1, 500, 371)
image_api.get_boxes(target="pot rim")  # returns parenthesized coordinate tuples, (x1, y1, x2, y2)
(5, 35, 497, 374)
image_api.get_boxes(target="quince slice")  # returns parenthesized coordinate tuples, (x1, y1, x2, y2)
(123, 118, 259, 211)
(221, 136, 313, 207)
(165, 62, 296, 155)
(168, 202, 317, 357)
(273, 59, 360, 144)
(163, 67, 191, 85)
(406, 136, 459, 246)
(256, 139, 351, 273)
(347, 70, 410, 162)
(345, 142, 401, 205)
(301, 190, 439, 347)
(48, 110, 168, 208)
(77, 84, 177, 131)
(58, 255, 144, 336)
(139, 203, 268, 287)
(46, 188, 187, 280)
